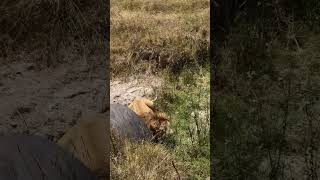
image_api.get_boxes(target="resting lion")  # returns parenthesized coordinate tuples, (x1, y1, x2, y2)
(128, 97, 171, 139)
(57, 105, 153, 177)
(57, 111, 109, 177)
(57, 99, 170, 176)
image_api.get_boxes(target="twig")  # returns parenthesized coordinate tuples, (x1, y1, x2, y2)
(172, 161, 181, 180)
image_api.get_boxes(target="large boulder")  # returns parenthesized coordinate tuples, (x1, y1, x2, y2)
(0, 135, 98, 180)
(110, 104, 152, 141)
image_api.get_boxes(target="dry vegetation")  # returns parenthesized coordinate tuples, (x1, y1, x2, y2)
(110, 0, 209, 77)
(214, 1, 320, 179)
(111, 0, 210, 179)
(0, 0, 106, 67)
(111, 140, 186, 180)
(0, 0, 108, 178)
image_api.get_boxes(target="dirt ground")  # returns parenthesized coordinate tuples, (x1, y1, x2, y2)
(0, 57, 162, 143)
(0, 59, 106, 142)
(110, 75, 163, 105)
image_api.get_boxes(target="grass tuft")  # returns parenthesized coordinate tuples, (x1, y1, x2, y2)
(111, 140, 185, 180)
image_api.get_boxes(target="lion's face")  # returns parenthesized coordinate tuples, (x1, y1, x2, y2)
(149, 112, 170, 136)
(129, 97, 171, 138)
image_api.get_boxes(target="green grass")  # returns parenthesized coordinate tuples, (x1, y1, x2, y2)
(156, 66, 210, 179)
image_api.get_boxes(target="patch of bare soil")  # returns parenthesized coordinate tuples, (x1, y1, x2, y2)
(110, 75, 163, 105)
(0, 59, 106, 142)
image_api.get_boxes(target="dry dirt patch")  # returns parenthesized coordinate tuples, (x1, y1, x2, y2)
(0, 59, 106, 142)
(110, 75, 163, 105)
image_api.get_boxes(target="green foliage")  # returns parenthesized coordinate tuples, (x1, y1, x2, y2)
(157, 67, 210, 179)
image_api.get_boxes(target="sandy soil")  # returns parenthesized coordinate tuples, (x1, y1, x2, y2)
(0, 59, 106, 142)
(0, 56, 163, 143)
(110, 76, 163, 105)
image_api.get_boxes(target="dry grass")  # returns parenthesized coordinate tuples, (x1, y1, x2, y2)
(110, 0, 209, 77)
(111, 140, 186, 180)
(0, 0, 106, 67)
(111, 0, 210, 179)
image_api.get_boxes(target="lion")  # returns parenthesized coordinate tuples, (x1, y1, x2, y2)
(57, 111, 109, 177)
(128, 97, 171, 139)
(56, 100, 169, 176)
(57, 105, 154, 177)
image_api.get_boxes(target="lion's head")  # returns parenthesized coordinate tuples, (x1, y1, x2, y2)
(148, 112, 171, 138)
(128, 97, 171, 139)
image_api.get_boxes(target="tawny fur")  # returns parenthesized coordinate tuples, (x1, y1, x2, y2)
(128, 97, 170, 138)
(57, 111, 109, 176)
